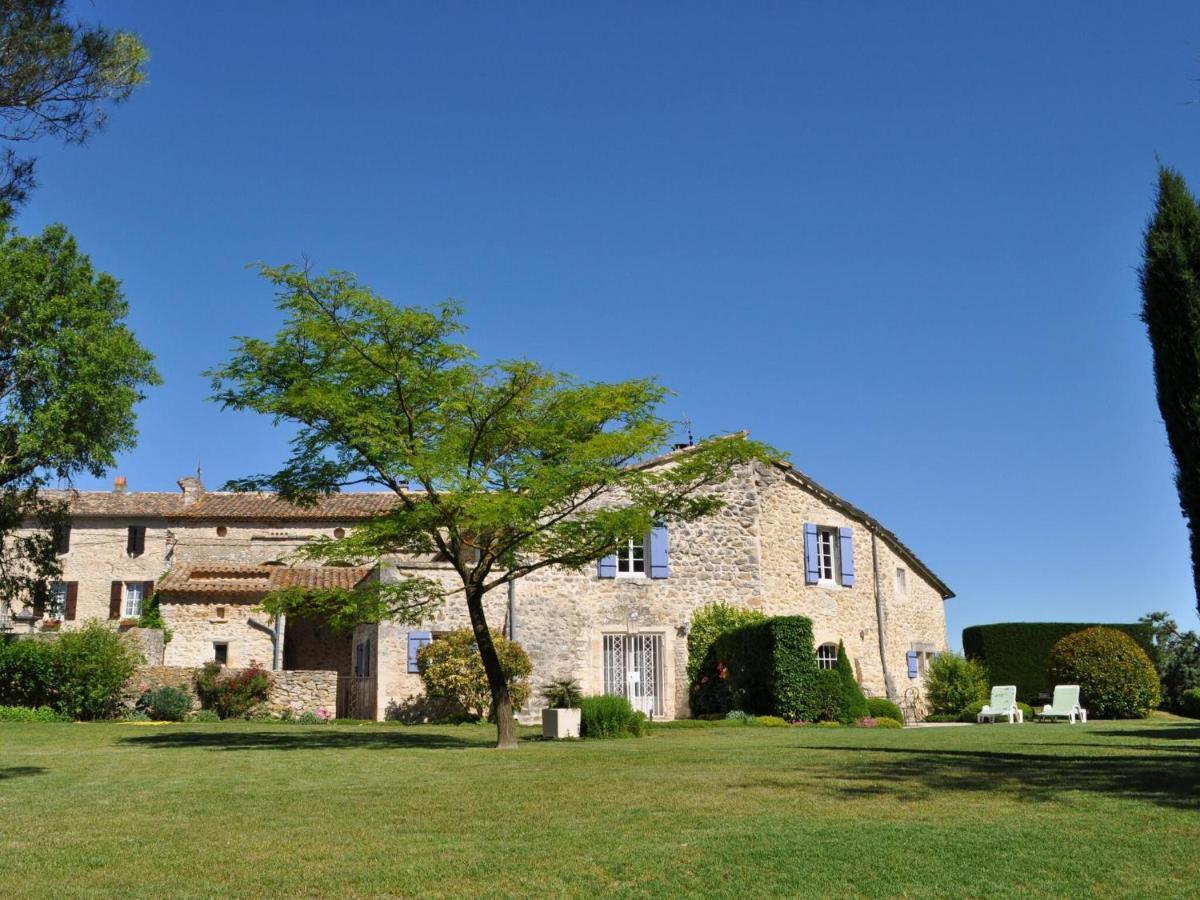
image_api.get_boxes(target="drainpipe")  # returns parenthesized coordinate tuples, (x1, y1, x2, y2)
(507, 580, 517, 642)
(871, 533, 895, 701)
(274, 613, 286, 671)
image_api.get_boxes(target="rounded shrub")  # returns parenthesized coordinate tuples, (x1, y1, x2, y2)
(417, 629, 532, 721)
(54, 622, 143, 720)
(1046, 627, 1161, 719)
(805, 670, 851, 723)
(579, 694, 648, 738)
(191, 709, 220, 723)
(925, 652, 990, 716)
(1017, 702, 1034, 721)
(0, 638, 57, 708)
(874, 717, 902, 729)
(866, 697, 904, 726)
(140, 686, 193, 722)
(749, 715, 788, 727)
(958, 700, 986, 723)
(195, 662, 273, 719)
(1180, 688, 1200, 719)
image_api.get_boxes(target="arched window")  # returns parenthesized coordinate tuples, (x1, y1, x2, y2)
(817, 643, 838, 670)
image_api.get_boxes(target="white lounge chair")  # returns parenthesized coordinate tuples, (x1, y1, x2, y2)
(1036, 685, 1087, 724)
(977, 685, 1021, 723)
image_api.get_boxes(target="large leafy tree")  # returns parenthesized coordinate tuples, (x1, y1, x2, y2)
(210, 264, 777, 748)
(0, 0, 148, 213)
(1140, 167, 1200, 616)
(0, 223, 159, 616)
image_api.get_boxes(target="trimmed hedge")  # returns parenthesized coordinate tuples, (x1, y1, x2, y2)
(686, 603, 766, 685)
(835, 641, 869, 721)
(963, 622, 1158, 702)
(1046, 627, 1160, 718)
(866, 697, 904, 725)
(691, 616, 818, 720)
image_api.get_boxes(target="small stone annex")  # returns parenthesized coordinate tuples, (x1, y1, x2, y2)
(2, 445, 953, 721)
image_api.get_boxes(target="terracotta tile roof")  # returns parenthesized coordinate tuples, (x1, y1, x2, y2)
(179, 492, 401, 521)
(157, 564, 373, 598)
(41, 489, 400, 521)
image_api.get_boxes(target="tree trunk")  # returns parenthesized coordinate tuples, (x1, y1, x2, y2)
(465, 585, 518, 749)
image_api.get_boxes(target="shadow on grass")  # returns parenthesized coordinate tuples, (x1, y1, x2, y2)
(120, 728, 483, 752)
(782, 745, 1200, 810)
(1091, 726, 1200, 741)
(0, 766, 47, 780)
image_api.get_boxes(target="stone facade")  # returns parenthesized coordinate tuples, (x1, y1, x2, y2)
(6, 453, 953, 722)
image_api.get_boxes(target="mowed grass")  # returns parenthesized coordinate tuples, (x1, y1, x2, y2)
(1, 717, 1198, 898)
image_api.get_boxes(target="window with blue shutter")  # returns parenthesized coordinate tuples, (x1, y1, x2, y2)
(803, 524, 819, 584)
(906, 650, 919, 679)
(597, 554, 617, 578)
(649, 525, 669, 579)
(407, 630, 432, 673)
(838, 527, 855, 587)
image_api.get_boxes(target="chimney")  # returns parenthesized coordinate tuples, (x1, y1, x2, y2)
(177, 475, 205, 506)
(113, 476, 127, 494)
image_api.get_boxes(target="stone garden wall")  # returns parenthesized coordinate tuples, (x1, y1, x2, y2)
(127, 665, 338, 718)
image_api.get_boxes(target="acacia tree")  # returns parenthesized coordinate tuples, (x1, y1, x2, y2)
(0, 223, 159, 615)
(0, 0, 148, 213)
(1141, 167, 1200, 616)
(210, 264, 776, 748)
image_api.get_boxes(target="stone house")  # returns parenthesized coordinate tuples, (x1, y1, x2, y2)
(3, 449, 953, 721)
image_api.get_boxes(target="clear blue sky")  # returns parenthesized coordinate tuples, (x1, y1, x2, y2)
(16, 3, 1200, 645)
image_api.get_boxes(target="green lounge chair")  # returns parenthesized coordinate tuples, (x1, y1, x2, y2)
(977, 685, 1020, 723)
(1036, 685, 1087, 724)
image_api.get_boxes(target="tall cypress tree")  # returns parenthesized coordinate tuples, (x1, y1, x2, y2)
(1140, 167, 1200, 615)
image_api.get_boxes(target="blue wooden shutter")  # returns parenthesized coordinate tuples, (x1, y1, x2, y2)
(407, 630, 432, 673)
(906, 650, 919, 679)
(597, 554, 617, 579)
(803, 524, 819, 584)
(838, 527, 855, 587)
(649, 525, 669, 579)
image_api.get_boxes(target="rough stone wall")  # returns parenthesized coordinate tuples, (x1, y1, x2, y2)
(127, 665, 337, 717)
(755, 463, 948, 700)
(160, 598, 274, 669)
(168, 520, 350, 566)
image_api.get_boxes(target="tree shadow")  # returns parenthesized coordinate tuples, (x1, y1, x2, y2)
(1090, 726, 1200, 741)
(768, 745, 1200, 810)
(0, 766, 47, 780)
(120, 727, 483, 752)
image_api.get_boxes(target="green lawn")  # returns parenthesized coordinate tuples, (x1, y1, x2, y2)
(1, 717, 1198, 898)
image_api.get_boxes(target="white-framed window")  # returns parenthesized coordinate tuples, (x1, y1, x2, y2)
(124, 582, 144, 618)
(817, 643, 838, 670)
(816, 527, 839, 583)
(895, 567, 908, 597)
(48, 582, 68, 619)
(616, 536, 646, 577)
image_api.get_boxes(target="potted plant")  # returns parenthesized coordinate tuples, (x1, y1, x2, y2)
(540, 678, 583, 739)
(40, 618, 62, 631)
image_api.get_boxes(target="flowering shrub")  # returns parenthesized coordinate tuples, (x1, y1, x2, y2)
(1046, 627, 1161, 718)
(857, 716, 880, 728)
(417, 629, 532, 721)
(195, 662, 273, 719)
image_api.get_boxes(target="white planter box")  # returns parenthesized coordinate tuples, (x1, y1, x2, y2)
(542, 707, 581, 739)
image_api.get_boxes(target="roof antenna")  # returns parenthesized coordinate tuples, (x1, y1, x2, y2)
(196, 458, 202, 482)
(674, 416, 694, 451)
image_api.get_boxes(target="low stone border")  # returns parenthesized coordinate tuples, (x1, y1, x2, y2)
(126, 665, 337, 718)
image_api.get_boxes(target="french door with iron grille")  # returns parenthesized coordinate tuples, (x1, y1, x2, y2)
(603, 633, 664, 717)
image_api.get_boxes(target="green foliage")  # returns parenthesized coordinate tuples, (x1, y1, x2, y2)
(866, 697, 904, 725)
(725, 709, 748, 721)
(539, 678, 582, 709)
(1046, 627, 1161, 718)
(692, 616, 818, 720)
(139, 686, 192, 722)
(1141, 167, 1200, 617)
(749, 715, 788, 727)
(0, 704, 67, 722)
(0, 1, 148, 212)
(190, 709, 220, 723)
(0, 637, 57, 707)
(963, 622, 1158, 702)
(53, 622, 142, 720)
(686, 603, 766, 685)
(1018, 702, 1034, 721)
(1180, 688, 1200, 719)
(211, 263, 779, 746)
(194, 663, 273, 720)
(814, 720, 843, 728)
(873, 717, 902, 729)
(0, 223, 159, 615)
(924, 713, 961, 723)
(835, 641, 869, 720)
(959, 701, 986, 723)
(925, 652, 991, 716)
(579, 695, 648, 738)
(417, 629, 532, 721)
(136, 592, 173, 644)
(805, 670, 854, 723)
(1139, 611, 1200, 709)
(296, 711, 326, 725)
